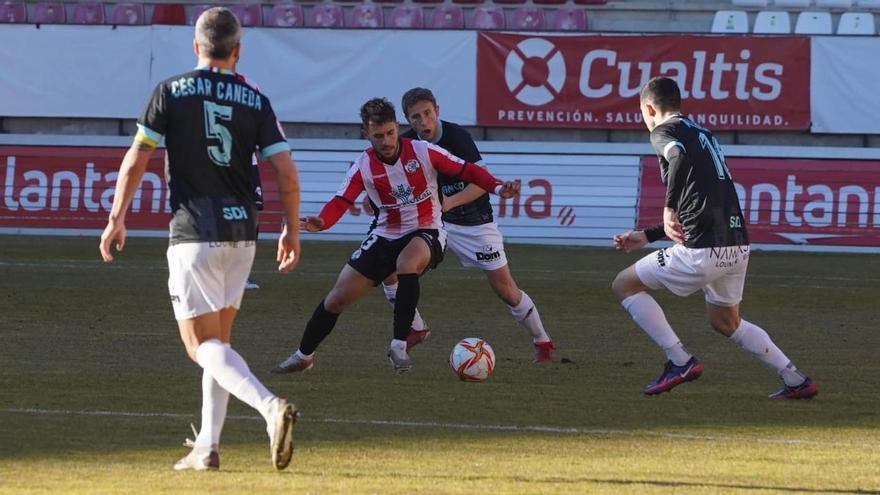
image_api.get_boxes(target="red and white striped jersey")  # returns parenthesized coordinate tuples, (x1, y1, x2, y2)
(333, 138, 501, 239)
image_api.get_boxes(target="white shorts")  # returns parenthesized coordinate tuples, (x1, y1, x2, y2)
(166, 241, 256, 320)
(635, 244, 750, 307)
(445, 221, 508, 271)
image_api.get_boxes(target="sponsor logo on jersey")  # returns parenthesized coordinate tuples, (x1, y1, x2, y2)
(222, 206, 248, 220)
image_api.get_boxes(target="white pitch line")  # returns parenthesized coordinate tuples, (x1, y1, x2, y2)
(2, 407, 864, 448)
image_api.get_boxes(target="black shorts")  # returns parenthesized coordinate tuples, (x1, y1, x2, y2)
(347, 229, 446, 285)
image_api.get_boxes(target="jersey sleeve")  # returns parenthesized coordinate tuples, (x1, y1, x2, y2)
(135, 83, 167, 148)
(651, 126, 688, 209)
(256, 97, 290, 160)
(335, 161, 365, 204)
(425, 143, 501, 193)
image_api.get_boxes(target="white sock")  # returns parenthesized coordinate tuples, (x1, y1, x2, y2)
(194, 369, 229, 451)
(730, 319, 806, 387)
(390, 338, 407, 351)
(195, 339, 276, 423)
(383, 283, 427, 331)
(621, 292, 691, 366)
(508, 290, 551, 343)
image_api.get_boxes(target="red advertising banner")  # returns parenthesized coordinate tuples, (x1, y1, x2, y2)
(0, 145, 285, 233)
(477, 33, 811, 130)
(637, 157, 880, 247)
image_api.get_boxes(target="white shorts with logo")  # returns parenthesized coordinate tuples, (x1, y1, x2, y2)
(167, 241, 256, 320)
(445, 221, 508, 271)
(634, 244, 750, 307)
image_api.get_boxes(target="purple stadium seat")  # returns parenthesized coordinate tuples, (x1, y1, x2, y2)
(413, 0, 443, 4)
(0, 0, 27, 23)
(573, 0, 607, 4)
(268, 4, 303, 26)
(350, 4, 382, 27)
(493, 0, 526, 5)
(72, 2, 104, 24)
(511, 7, 545, 30)
(533, 0, 566, 4)
(33, 2, 66, 23)
(151, 3, 185, 25)
(109, 3, 144, 25)
(453, 0, 484, 4)
(307, 4, 343, 27)
(430, 6, 463, 28)
(470, 6, 504, 29)
(552, 7, 587, 31)
(229, 4, 262, 26)
(189, 4, 213, 25)
(388, 5, 423, 28)
(373, 0, 403, 4)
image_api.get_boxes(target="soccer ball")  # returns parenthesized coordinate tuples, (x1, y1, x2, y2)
(449, 338, 495, 382)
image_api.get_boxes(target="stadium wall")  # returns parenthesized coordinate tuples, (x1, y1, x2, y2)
(2, 135, 878, 253)
(1, 26, 879, 136)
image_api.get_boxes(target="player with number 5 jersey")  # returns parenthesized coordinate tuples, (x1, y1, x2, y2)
(611, 77, 817, 400)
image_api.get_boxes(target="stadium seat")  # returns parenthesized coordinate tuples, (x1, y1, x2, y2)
(307, 4, 343, 27)
(430, 6, 464, 28)
(413, 0, 444, 4)
(837, 11, 875, 33)
(452, 0, 484, 5)
(0, 0, 27, 23)
(373, 0, 404, 4)
(493, 0, 527, 5)
(151, 3, 185, 24)
(268, 4, 304, 26)
(795, 11, 832, 33)
(510, 7, 545, 30)
(109, 3, 144, 25)
(712, 10, 749, 33)
(773, 0, 810, 7)
(534, 0, 566, 5)
(388, 6, 423, 27)
(753, 11, 791, 33)
(573, 0, 607, 4)
(32, 2, 66, 24)
(71, 2, 105, 24)
(350, 4, 383, 27)
(551, 7, 587, 31)
(816, 0, 853, 7)
(470, 6, 504, 29)
(189, 4, 212, 25)
(229, 4, 262, 26)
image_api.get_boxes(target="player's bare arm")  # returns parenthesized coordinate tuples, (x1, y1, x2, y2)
(497, 180, 520, 198)
(613, 230, 648, 253)
(268, 151, 302, 273)
(662, 207, 684, 244)
(300, 216, 325, 232)
(99, 141, 155, 262)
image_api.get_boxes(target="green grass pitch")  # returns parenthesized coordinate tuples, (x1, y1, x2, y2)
(1, 236, 878, 494)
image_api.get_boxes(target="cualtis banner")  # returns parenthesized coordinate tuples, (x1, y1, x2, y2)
(477, 33, 811, 131)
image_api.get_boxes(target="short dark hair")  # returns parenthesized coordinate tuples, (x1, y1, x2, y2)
(401, 87, 437, 117)
(360, 98, 397, 127)
(195, 7, 241, 60)
(640, 77, 681, 113)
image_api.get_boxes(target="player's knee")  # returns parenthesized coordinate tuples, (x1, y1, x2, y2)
(708, 313, 739, 335)
(611, 271, 632, 300)
(184, 344, 199, 363)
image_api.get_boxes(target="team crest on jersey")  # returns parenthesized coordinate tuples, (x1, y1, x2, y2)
(405, 159, 420, 173)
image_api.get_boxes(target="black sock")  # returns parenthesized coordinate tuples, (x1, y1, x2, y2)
(299, 300, 340, 355)
(393, 273, 420, 342)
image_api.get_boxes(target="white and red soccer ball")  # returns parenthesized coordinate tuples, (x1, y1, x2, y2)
(449, 338, 495, 382)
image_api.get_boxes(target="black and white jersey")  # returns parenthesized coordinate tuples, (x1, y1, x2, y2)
(650, 115, 748, 248)
(402, 121, 493, 226)
(136, 67, 289, 244)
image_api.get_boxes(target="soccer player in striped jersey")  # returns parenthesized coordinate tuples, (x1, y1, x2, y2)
(271, 97, 520, 374)
(611, 77, 817, 400)
(382, 87, 555, 364)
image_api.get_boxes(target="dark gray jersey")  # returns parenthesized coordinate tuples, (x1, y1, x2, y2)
(650, 116, 748, 248)
(137, 67, 288, 244)
(402, 121, 493, 226)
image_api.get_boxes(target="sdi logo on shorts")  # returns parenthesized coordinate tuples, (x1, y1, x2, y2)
(222, 206, 248, 220)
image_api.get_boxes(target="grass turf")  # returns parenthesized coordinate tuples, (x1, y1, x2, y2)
(1, 236, 878, 494)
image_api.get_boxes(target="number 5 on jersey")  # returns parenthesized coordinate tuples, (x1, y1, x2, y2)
(204, 101, 233, 167)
